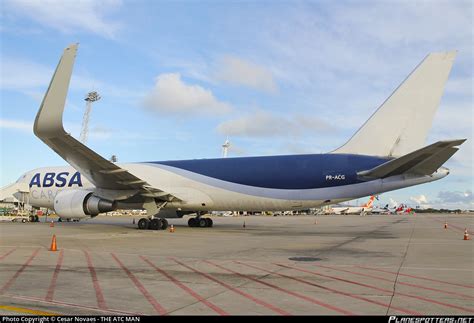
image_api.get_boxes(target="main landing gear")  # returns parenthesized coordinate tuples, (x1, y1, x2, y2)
(188, 215, 213, 228)
(138, 200, 170, 230)
(138, 217, 169, 230)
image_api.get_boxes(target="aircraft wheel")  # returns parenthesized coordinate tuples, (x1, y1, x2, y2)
(58, 218, 62, 222)
(160, 219, 168, 230)
(198, 218, 207, 228)
(205, 218, 213, 227)
(149, 218, 161, 230)
(188, 218, 197, 227)
(34, 215, 39, 222)
(29, 215, 35, 222)
(138, 218, 150, 230)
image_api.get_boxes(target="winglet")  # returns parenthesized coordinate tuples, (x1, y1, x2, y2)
(30, 44, 179, 200)
(34, 43, 78, 139)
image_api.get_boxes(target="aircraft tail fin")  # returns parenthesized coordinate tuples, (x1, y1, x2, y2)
(332, 51, 457, 157)
(362, 196, 375, 208)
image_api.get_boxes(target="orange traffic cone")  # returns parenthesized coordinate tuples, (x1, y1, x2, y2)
(50, 235, 58, 251)
(50, 220, 55, 227)
(169, 224, 175, 233)
(444, 222, 448, 229)
(463, 229, 470, 240)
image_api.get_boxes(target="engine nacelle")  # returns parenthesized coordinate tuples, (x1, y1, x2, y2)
(54, 190, 117, 219)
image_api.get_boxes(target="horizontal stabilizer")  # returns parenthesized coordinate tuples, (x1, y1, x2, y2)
(357, 139, 466, 179)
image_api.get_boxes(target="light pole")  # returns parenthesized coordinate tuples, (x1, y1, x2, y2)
(80, 91, 101, 144)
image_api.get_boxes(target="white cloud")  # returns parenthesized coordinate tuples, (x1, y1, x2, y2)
(0, 58, 51, 91)
(0, 118, 164, 148)
(216, 110, 333, 138)
(215, 56, 277, 93)
(389, 198, 399, 208)
(330, 2, 472, 48)
(143, 73, 232, 116)
(0, 56, 141, 103)
(437, 190, 473, 205)
(445, 76, 473, 96)
(428, 101, 472, 178)
(4, 0, 122, 38)
(406, 190, 474, 210)
(226, 143, 247, 157)
(410, 194, 429, 205)
(0, 119, 32, 132)
(250, 1, 472, 114)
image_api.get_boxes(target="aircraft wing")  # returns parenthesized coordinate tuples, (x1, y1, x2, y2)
(357, 139, 466, 179)
(33, 44, 179, 202)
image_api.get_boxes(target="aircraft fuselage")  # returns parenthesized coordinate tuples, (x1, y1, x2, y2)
(15, 153, 448, 215)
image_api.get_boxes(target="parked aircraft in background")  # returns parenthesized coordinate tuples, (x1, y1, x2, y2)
(329, 196, 376, 215)
(395, 204, 415, 215)
(6, 44, 465, 230)
(370, 204, 395, 215)
(369, 203, 415, 215)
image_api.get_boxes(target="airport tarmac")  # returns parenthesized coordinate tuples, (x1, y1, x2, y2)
(0, 213, 472, 316)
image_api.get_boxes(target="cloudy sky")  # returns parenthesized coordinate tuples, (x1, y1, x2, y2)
(1, 0, 472, 209)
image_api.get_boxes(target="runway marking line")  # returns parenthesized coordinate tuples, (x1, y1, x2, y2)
(141, 256, 228, 315)
(170, 258, 291, 315)
(236, 261, 420, 315)
(0, 304, 58, 316)
(277, 263, 474, 313)
(84, 250, 107, 310)
(356, 265, 474, 289)
(317, 264, 474, 300)
(45, 249, 64, 302)
(3, 293, 143, 316)
(0, 248, 40, 294)
(111, 253, 167, 315)
(0, 248, 16, 261)
(205, 260, 354, 315)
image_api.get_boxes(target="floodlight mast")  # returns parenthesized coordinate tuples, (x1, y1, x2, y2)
(222, 137, 231, 158)
(80, 91, 101, 144)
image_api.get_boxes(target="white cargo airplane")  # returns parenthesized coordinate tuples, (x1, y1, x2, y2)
(10, 44, 465, 230)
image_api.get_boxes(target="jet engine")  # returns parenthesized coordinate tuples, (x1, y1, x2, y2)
(54, 190, 117, 219)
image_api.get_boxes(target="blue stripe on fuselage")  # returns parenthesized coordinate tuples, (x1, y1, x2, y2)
(145, 154, 390, 190)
